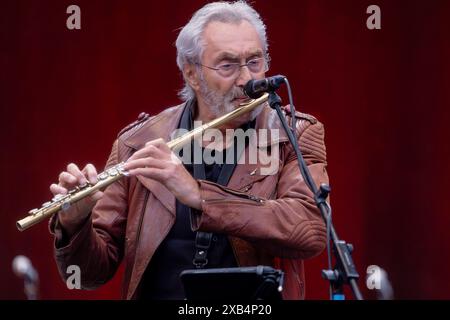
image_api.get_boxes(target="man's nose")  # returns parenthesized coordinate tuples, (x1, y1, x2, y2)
(235, 65, 253, 88)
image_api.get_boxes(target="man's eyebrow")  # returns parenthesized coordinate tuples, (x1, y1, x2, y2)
(246, 49, 264, 57)
(215, 52, 240, 62)
(215, 49, 264, 62)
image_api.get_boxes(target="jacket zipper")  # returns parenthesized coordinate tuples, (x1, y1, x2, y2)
(134, 190, 150, 249)
(203, 181, 265, 204)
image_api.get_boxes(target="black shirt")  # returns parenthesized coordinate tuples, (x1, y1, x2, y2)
(139, 101, 254, 299)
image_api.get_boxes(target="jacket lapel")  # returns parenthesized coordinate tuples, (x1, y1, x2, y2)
(122, 103, 187, 215)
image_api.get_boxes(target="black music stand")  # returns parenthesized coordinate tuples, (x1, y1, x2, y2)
(180, 266, 284, 301)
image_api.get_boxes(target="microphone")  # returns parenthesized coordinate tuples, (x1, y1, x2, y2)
(244, 75, 286, 99)
(12, 255, 39, 300)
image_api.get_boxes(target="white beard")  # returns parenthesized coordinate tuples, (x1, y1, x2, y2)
(198, 74, 264, 121)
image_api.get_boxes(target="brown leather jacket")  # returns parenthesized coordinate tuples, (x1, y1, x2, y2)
(50, 101, 329, 300)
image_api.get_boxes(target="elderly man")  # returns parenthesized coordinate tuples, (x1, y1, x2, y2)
(49, 1, 328, 300)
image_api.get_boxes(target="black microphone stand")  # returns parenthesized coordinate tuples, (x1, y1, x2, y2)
(267, 91, 363, 300)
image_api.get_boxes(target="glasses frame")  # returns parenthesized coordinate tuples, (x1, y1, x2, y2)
(196, 56, 270, 78)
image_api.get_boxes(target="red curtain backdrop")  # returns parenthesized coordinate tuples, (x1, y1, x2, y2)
(1, 0, 449, 299)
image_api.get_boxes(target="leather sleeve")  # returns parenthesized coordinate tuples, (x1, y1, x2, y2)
(49, 139, 129, 289)
(195, 120, 328, 259)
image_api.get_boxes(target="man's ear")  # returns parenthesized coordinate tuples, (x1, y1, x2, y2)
(183, 63, 201, 92)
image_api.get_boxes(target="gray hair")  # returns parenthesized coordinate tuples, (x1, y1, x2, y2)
(175, 1, 269, 101)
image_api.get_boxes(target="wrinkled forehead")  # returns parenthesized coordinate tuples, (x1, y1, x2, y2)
(201, 20, 264, 62)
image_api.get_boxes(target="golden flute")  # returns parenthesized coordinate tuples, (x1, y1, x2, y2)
(16, 93, 269, 231)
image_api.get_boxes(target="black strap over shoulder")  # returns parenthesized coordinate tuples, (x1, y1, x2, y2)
(192, 140, 246, 268)
(178, 99, 254, 269)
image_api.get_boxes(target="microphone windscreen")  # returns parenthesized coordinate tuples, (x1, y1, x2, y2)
(12, 255, 38, 282)
(12, 255, 31, 277)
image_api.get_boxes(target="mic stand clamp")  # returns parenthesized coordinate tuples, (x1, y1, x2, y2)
(316, 185, 359, 300)
(267, 91, 363, 300)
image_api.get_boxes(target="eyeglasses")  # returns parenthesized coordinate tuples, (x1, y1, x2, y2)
(197, 57, 269, 78)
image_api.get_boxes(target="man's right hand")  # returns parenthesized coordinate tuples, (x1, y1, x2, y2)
(50, 163, 104, 238)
